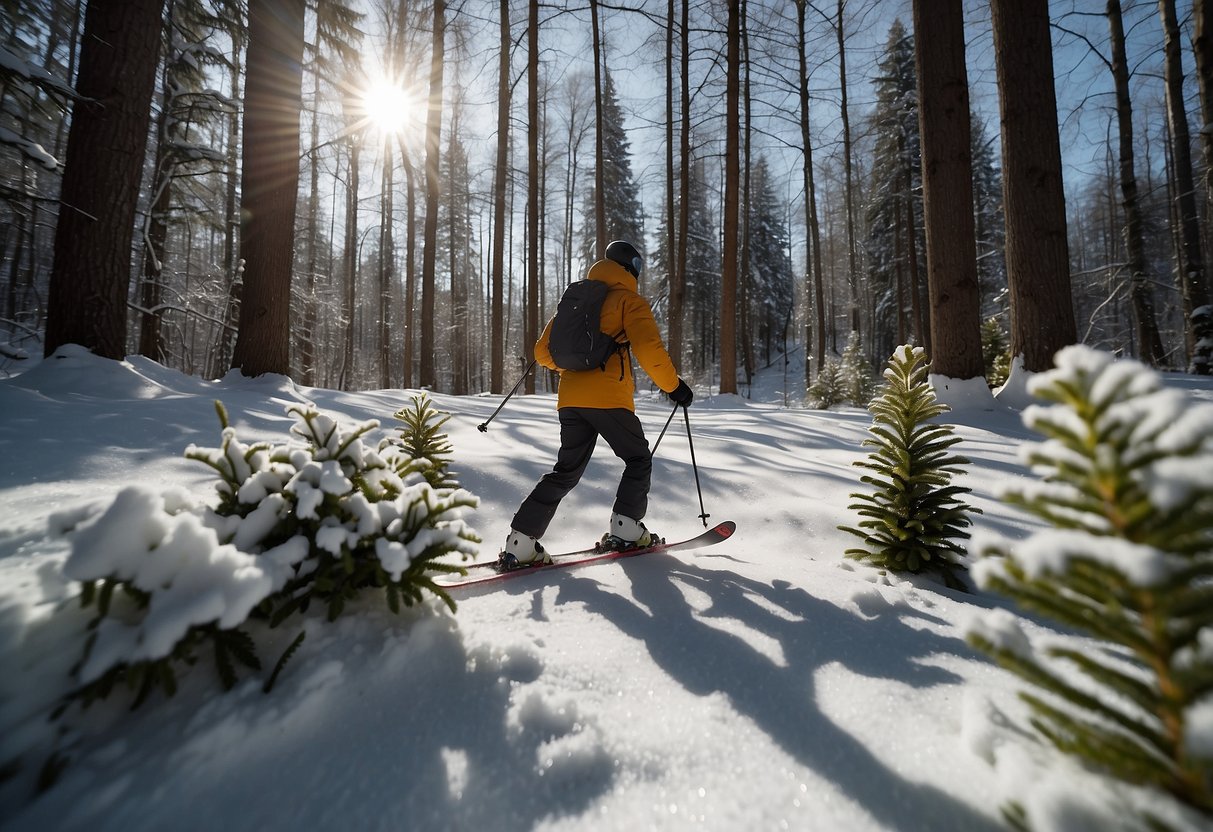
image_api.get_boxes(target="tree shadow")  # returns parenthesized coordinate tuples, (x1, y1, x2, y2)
(550, 555, 1003, 831)
(5, 610, 617, 832)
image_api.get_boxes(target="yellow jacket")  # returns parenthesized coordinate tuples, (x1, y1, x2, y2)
(535, 258, 680, 411)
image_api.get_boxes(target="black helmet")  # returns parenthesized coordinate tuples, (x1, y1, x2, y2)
(605, 240, 643, 278)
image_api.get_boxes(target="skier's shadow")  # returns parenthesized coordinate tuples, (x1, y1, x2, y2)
(552, 555, 1004, 832)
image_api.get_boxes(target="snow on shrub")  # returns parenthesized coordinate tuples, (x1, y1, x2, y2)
(54, 399, 479, 711)
(966, 345, 1213, 825)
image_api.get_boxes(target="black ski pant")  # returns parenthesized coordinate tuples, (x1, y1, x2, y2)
(511, 407, 651, 539)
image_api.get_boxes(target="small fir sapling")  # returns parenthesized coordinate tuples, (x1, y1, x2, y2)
(838, 345, 979, 589)
(966, 345, 1213, 821)
(981, 316, 1011, 389)
(839, 329, 876, 406)
(388, 393, 456, 489)
(807, 356, 846, 409)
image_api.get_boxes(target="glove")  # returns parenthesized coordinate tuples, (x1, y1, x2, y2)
(669, 378, 694, 408)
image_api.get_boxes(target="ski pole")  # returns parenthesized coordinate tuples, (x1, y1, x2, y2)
(684, 407, 710, 527)
(649, 400, 680, 457)
(477, 359, 537, 432)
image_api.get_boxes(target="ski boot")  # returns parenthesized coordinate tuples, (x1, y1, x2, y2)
(498, 530, 550, 571)
(598, 513, 660, 552)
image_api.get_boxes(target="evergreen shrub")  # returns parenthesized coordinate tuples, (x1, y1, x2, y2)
(839, 344, 978, 589)
(967, 345, 1213, 824)
(55, 400, 479, 711)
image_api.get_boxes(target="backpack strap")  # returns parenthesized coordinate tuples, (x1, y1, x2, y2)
(610, 332, 629, 380)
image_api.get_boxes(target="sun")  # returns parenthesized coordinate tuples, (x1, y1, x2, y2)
(361, 79, 415, 137)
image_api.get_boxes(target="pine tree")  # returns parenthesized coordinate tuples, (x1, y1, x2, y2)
(807, 355, 845, 409)
(747, 156, 795, 365)
(865, 20, 924, 362)
(654, 155, 720, 378)
(839, 345, 978, 588)
(581, 69, 644, 261)
(967, 345, 1213, 821)
(980, 316, 1011, 388)
(971, 114, 1007, 319)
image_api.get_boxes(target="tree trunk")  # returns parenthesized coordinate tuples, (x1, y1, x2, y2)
(526, 0, 540, 395)
(673, 0, 691, 371)
(740, 0, 754, 387)
(1108, 0, 1167, 367)
(397, 134, 417, 389)
(231, 0, 306, 378)
(138, 85, 172, 363)
(210, 33, 242, 380)
(665, 0, 680, 367)
(836, 0, 860, 336)
(1158, 0, 1213, 373)
(1194, 0, 1213, 213)
(490, 0, 510, 393)
(301, 64, 322, 386)
(343, 142, 360, 388)
(720, 0, 740, 395)
(590, 0, 606, 258)
(903, 158, 927, 353)
(914, 0, 983, 379)
(990, 0, 1077, 373)
(795, 0, 826, 384)
(420, 0, 445, 388)
(45, 0, 166, 359)
(379, 133, 394, 388)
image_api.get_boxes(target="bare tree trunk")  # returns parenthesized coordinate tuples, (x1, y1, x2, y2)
(894, 194, 906, 344)
(420, 0, 445, 388)
(231, 0, 306, 378)
(343, 142, 360, 388)
(379, 133, 394, 388)
(720, 0, 740, 395)
(990, 0, 1077, 373)
(590, 0, 606, 258)
(526, 0, 541, 395)
(795, 0, 825, 384)
(836, 0, 860, 336)
(45, 0, 166, 359)
(665, 0, 680, 365)
(1108, 0, 1167, 367)
(674, 0, 691, 370)
(300, 63, 321, 386)
(210, 34, 242, 380)
(490, 0, 510, 393)
(913, 0, 983, 380)
(740, 0, 754, 387)
(397, 135, 417, 388)
(903, 157, 927, 352)
(1158, 0, 1213, 373)
(138, 65, 172, 363)
(1194, 0, 1213, 211)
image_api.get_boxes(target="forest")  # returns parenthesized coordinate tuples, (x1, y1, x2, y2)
(2, 0, 1212, 398)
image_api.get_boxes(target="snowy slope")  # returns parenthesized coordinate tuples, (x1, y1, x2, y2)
(0, 346, 1207, 832)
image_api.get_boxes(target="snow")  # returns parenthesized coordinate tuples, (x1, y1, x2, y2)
(0, 124, 58, 171)
(1, 346, 1210, 831)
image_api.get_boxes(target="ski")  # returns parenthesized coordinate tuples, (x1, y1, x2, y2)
(436, 520, 736, 590)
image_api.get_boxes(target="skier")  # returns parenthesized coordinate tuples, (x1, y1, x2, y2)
(502, 240, 694, 566)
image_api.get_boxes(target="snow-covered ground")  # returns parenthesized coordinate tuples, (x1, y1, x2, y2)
(0, 346, 1208, 831)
